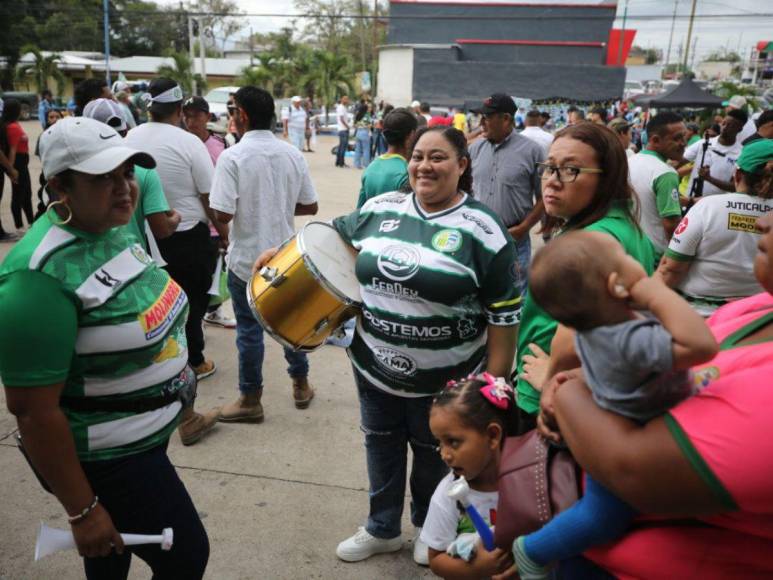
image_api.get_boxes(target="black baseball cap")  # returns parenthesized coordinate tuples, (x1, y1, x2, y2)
(183, 95, 210, 114)
(473, 93, 516, 116)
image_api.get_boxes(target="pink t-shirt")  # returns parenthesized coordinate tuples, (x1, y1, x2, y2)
(204, 134, 225, 166)
(588, 292, 773, 578)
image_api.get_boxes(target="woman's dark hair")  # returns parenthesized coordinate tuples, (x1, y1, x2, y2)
(148, 77, 182, 121)
(549, 122, 640, 233)
(432, 376, 518, 443)
(411, 125, 473, 194)
(741, 163, 773, 200)
(0, 99, 22, 155)
(233, 85, 275, 130)
(382, 108, 418, 146)
(354, 102, 369, 124)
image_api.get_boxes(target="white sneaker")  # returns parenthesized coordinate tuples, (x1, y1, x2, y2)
(413, 527, 429, 566)
(336, 527, 402, 562)
(203, 308, 236, 328)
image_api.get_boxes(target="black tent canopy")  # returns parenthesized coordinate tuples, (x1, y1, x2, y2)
(638, 76, 724, 108)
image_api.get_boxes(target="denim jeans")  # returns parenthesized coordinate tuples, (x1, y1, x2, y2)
(354, 369, 449, 539)
(81, 443, 209, 580)
(227, 271, 309, 394)
(513, 234, 532, 299)
(336, 130, 349, 166)
(354, 128, 371, 169)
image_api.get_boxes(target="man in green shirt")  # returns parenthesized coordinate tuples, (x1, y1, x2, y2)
(357, 108, 418, 208)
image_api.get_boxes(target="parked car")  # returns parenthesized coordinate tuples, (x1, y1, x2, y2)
(203, 86, 240, 121)
(623, 80, 646, 100)
(0, 91, 39, 120)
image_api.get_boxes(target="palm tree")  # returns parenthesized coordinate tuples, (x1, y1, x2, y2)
(16, 44, 66, 96)
(307, 50, 352, 112)
(156, 51, 205, 95)
(239, 50, 293, 98)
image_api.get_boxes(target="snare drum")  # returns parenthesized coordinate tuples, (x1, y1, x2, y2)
(247, 221, 361, 352)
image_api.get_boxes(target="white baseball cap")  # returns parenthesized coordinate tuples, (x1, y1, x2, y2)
(39, 116, 155, 179)
(411, 100, 421, 108)
(727, 95, 747, 109)
(83, 98, 128, 133)
(291, 95, 302, 102)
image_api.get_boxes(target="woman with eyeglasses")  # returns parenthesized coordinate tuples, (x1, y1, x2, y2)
(513, 122, 655, 432)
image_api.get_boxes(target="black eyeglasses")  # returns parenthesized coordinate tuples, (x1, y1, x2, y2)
(536, 162, 603, 183)
(227, 105, 237, 114)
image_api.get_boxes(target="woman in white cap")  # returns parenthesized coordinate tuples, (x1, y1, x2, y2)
(0, 117, 209, 579)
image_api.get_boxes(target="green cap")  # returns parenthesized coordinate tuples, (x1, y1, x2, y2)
(737, 139, 773, 174)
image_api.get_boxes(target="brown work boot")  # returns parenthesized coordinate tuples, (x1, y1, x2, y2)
(219, 392, 264, 423)
(178, 407, 220, 446)
(292, 377, 315, 409)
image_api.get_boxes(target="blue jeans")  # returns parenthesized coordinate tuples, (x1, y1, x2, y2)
(336, 130, 349, 166)
(513, 234, 531, 299)
(355, 369, 449, 539)
(227, 271, 309, 394)
(354, 128, 371, 169)
(81, 443, 208, 579)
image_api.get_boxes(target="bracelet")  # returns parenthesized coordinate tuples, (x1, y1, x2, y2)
(68, 496, 99, 525)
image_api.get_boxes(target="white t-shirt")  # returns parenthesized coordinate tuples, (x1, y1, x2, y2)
(628, 150, 682, 253)
(666, 192, 770, 314)
(336, 103, 349, 132)
(282, 105, 307, 131)
(209, 130, 318, 282)
(738, 117, 757, 143)
(684, 136, 742, 197)
(419, 473, 498, 552)
(520, 126, 553, 158)
(125, 122, 214, 231)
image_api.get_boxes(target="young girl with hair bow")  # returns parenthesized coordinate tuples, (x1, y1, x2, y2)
(421, 373, 520, 579)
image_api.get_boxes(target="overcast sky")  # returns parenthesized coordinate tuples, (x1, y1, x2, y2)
(162, 0, 772, 65)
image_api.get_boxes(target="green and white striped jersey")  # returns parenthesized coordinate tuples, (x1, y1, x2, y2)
(334, 192, 520, 397)
(0, 217, 191, 461)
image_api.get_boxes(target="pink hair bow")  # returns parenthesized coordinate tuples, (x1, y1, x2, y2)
(479, 372, 513, 410)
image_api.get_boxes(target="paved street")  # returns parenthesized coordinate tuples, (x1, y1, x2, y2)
(0, 123, 436, 580)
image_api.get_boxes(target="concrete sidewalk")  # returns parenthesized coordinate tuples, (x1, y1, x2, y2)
(0, 127, 435, 579)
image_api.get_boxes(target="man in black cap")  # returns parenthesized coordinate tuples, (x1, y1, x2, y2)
(469, 93, 543, 311)
(183, 96, 227, 166)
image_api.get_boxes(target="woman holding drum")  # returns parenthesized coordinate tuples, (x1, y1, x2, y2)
(254, 125, 520, 565)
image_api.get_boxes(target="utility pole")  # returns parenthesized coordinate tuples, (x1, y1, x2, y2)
(372, 0, 378, 95)
(188, 15, 197, 95)
(617, 0, 629, 66)
(198, 17, 207, 87)
(690, 36, 698, 71)
(682, 0, 698, 77)
(249, 27, 254, 67)
(103, 0, 111, 86)
(664, 0, 678, 74)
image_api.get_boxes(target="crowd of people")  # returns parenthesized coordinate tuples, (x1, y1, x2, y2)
(0, 78, 772, 579)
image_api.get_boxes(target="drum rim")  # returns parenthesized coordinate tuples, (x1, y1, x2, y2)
(245, 283, 321, 353)
(297, 221, 362, 307)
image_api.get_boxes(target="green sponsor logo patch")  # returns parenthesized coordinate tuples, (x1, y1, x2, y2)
(431, 229, 463, 253)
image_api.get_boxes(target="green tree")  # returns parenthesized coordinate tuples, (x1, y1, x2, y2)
(156, 51, 205, 94)
(305, 49, 352, 109)
(704, 50, 741, 63)
(187, 0, 244, 53)
(713, 80, 761, 109)
(16, 44, 66, 95)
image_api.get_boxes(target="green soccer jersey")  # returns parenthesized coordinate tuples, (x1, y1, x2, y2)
(515, 203, 656, 414)
(357, 154, 409, 208)
(125, 166, 170, 250)
(0, 216, 191, 461)
(334, 191, 520, 396)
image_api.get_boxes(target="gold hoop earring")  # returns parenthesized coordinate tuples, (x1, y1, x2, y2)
(47, 200, 73, 226)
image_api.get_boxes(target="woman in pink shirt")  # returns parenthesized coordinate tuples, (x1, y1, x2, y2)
(540, 208, 773, 578)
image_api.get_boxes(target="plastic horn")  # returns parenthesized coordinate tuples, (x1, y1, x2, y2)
(447, 476, 495, 551)
(35, 522, 174, 561)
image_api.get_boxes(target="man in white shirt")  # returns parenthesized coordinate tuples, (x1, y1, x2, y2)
(335, 95, 350, 167)
(725, 95, 757, 143)
(520, 110, 553, 158)
(210, 86, 319, 423)
(682, 109, 746, 197)
(125, 79, 227, 384)
(282, 95, 309, 151)
(628, 112, 685, 259)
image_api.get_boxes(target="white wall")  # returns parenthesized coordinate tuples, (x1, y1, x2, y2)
(377, 47, 414, 106)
